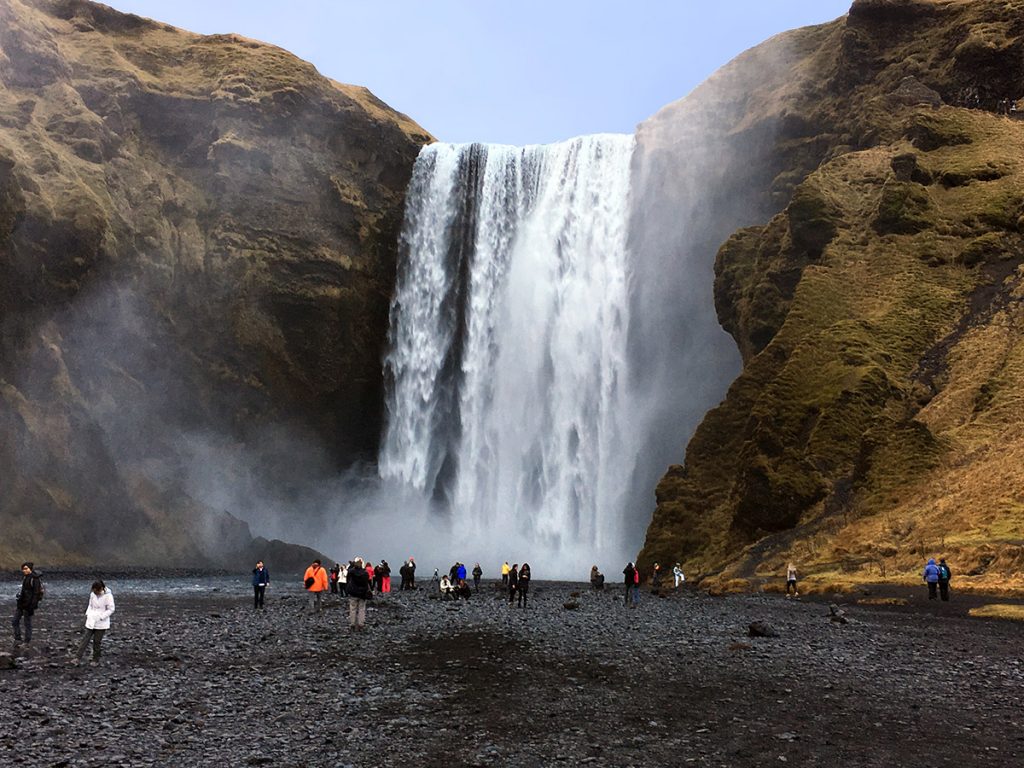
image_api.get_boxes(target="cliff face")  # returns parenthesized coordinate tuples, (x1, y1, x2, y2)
(638, 0, 1024, 591)
(0, 0, 431, 567)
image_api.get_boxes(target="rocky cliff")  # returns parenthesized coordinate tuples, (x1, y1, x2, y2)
(0, 0, 431, 568)
(638, 0, 1024, 592)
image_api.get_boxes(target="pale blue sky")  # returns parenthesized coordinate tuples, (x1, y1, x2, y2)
(105, 1, 852, 144)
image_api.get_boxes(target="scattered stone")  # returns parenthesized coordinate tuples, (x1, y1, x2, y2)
(748, 621, 779, 638)
(829, 604, 849, 624)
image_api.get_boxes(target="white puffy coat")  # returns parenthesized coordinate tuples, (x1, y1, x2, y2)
(85, 588, 115, 630)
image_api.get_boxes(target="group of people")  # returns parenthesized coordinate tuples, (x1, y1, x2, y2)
(10, 561, 115, 666)
(923, 558, 954, 601)
(500, 562, 532, 607)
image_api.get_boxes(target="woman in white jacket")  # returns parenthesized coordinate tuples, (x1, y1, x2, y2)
(72, 580, 115, 666)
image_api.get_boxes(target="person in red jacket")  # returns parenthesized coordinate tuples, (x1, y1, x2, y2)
(304, 559, 329, 613)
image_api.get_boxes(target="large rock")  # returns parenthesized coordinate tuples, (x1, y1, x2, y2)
(0, 0, 431, 567)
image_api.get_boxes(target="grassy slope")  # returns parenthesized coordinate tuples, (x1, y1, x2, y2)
(639, 0, 1024, 594)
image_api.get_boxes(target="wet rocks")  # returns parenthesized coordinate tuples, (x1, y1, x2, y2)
(748, 620, 779, 637)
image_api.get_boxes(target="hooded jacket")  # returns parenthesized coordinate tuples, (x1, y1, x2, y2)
(85, 588, 115, 630)
(923, 559, 940, 583)
(16, 571, 42, 612)
(347, 564, 371, 599)
(252, 566, 270, 587)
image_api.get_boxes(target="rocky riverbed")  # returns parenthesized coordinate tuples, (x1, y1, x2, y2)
(1, 579, 1022, 767)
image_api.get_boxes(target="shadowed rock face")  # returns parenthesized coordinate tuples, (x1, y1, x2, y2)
(638, 0, 1024, 590)
(0, 0, 431, 567)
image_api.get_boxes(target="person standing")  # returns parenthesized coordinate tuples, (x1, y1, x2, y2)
(252, 560, 270, 610)
(71, 581, 114, 666)
(329, 564, 340, 595)
(380, 560, 392, 594)
(472, 563, 483, 591)
(501, 561, 511, 588)
(456, 562, 467, 584)
(938, 558, 953, 601)
(12, 562, 42, 643)
(507, 564, 519, 605)
(408, 557, 416, 589)
(923, 558, 940, 599)
(304, 559, 329, 612)
(785, 562, 799, 598)
(365, 561, 376, 596)
(338, 562, 348, 597)
(651, 563, 663, 594)
(518, 563, 531, 608)
(622, 562, 636, 608)
(346, 558, 371, 631)
(399, 561, 410, 591)
(673, 563, 685, 589)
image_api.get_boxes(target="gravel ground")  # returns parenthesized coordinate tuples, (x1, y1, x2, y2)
(1, 580, 1022, 767)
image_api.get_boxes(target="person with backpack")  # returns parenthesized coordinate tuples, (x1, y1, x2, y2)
(346, 558, 371, 630)
(252, 560, 270, 610)
(71, 580, 115, 666)
(622, 562, 636, 608)
(379, 560, 392, 594)
(303, 559, 329, 612)
(937, 558, 953, 601)
(12, 562, 43, 643)
(329, 564, 340, 595)
(923, 558, 941, 600)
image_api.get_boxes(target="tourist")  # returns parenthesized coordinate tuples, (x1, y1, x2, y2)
(338, 562, 348, 597)
(252, 560, 270, 610)
(439, 574, 454, 599)
(12, 562, 42, 643)
(518, 563, 531, 608)
(923, 558, 940, 599)
(408, 557, 416, 588)
(365, 561, 376, 595)
(455, 579, 472, 600)
(399, 560, 411, 591)
(590, 565, 605, 590)
(430, 568, 440, 586)
(786, 562, 799, 598)
(329, 564, 340, 595)
(501, 561, 510, 587)
(346, 558, 370, 630)
(380, 560, 392, 594)
(71, 580, 114, 666)
(508, 564, 519, 605)
(938, 558, 953, 601)
(651, 563, 663, 594)
(303, 559, 329, 612)
(622, 562, 636, 607)
(472, 563, 483, 591)
(632, 564, 640, 607)
(457, 562, 467, 583)
(673, 563, 685, 589)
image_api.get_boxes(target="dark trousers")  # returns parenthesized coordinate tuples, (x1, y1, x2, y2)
(502, 574, 508, 587)
(939, 580, 950, 601)
(928, 582, 938, 599)
(473, 576, 480, 591)
(786, 579, 798, 595)
(76, 628, 106, 661)
(518, 583, 529, 608)
(253, 585, 266, 609)
(12, 607, 33, 641)
(508, 586, 517, 604)
(339, 584, 347, 597)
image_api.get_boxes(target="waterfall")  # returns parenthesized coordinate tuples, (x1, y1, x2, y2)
(380, 135, 637, 572)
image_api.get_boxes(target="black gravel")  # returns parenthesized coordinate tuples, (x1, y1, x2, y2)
(1, 581, 1022, 767)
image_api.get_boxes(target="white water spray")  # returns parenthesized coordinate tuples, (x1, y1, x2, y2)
(380, 135, 638, 575)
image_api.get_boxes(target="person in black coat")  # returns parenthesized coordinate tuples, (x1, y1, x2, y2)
(507, 564, 519, 605)
(12, 562, 42, 643)
(622, 562, 636, 607)
(346, 558, 371, 631)
(938, 558, 953, 601)
(517, 563, 531, 608)
(472, 563, 483, 591)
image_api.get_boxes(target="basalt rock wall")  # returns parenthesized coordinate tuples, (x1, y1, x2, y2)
(637, 0, 1024, 591)
(0, 0, 431, 567)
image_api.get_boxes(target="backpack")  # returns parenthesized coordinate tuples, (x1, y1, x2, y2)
(939, 565, 950, 581)
(36, 577, 45, 602)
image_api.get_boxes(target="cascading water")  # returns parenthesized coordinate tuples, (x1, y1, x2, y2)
(380, 135, 638, 573)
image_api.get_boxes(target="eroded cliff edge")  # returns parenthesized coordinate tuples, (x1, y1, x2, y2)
(638, 0, 1024, 591)
(0, 0, 431, 567)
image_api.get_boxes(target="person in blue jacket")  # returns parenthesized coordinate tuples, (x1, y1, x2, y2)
(252, 560, 270, 610)
(923, 558, 940, 600)
(456, 562, 467, 582)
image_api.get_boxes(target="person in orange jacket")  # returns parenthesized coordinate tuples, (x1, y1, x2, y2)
(304, 559, 329, 613)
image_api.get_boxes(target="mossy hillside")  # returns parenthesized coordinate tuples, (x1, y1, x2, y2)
(642, 101, 1024, 590)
